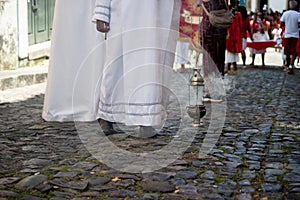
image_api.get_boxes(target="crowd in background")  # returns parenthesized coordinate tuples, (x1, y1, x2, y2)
(176, 0, 300, 101)
(226, 6, 287, 70)
(255, 8, 283, 42)
(204, 1, 299, 75)
(246, 2, 300, 75)
(176, 3, 288, 74)
(250, 8, 284, 49)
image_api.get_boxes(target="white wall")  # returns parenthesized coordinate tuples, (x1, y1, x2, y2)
(18, 0, 29, 59)
(269, 0, 287, 12)
(248, 0, 287, 13)
(250, 0, 258, 12)
(0, 0, 18, 70)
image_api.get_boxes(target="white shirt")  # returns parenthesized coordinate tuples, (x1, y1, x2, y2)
(271, 28, 282, 41)
(280, 10, 300, 38)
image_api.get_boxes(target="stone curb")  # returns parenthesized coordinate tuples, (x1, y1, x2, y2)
(0, 61, 48, 91)
(0, 72, 47, 91)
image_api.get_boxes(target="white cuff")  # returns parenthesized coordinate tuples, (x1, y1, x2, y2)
(93, 0, 111, 23)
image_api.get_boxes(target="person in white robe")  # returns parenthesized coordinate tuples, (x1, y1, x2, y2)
(42, 0, 105, 122)
(175, 40, 190, 73)
(93, 0, 181, 135)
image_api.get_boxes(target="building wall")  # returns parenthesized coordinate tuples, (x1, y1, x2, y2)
(247, 0, 289, 12)
(250, 0, 256, 11)
(0, 0, 53, 71)
(0, 0, 18, 70)
(18, 0, 29, 60)
(269, 0, 287, 12)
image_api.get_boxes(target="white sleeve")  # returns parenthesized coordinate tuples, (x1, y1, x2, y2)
(280, 13, 285, 22)
(93, 0, 112, 23)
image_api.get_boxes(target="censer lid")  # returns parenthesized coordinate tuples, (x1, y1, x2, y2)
(189, 69, 204, 86)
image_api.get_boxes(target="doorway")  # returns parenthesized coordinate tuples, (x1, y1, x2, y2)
(27, 0, 55, 46)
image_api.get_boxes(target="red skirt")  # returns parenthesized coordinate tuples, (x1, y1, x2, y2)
(296, 38, 300, 56)
(247, 41, 276, 50)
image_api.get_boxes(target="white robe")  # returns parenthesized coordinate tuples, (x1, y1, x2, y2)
(42, 0, 105, 121)
(94, 0, 181, 127)
(175, 41, 190, 64)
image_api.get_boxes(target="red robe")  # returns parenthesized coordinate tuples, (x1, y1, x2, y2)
(226, 12, 243, 53)
(179, 0, 201, 51)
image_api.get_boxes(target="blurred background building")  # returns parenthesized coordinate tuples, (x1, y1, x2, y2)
(0, 0, 55, 70)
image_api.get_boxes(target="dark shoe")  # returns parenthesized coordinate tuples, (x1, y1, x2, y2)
(287, 65, 294, 75)
(134, 126, 157, 138)
(98, 118, 119, 135)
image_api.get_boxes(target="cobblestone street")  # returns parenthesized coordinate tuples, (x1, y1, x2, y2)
(0, 62, 300, 199)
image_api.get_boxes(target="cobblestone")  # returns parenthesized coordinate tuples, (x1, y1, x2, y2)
(0, 58, 300, 199)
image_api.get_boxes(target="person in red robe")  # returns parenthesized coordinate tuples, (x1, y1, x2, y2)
(225, 11, 243, 74)
(239, 6, 253, 67)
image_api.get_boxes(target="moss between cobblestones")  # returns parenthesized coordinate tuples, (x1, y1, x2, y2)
(7, 198, 19, 200)
(281, 146, 289, 154)
(238, 153, 245, 158)
(251, 172, 264, 197)
(266, 97, 274, 105)
(40, 192, 55, 199)
(216, 167, 226, 180)
(43, 163, 60, 170)
(232, 171, 243, 182)
(96, 172, 107, 177)
(292, 134, 298, 141)
(134, 181, 145, 197)
(60, 165, 72, 172)
(277, 172, 288, 184)
(196, 167, 207, 176)
(213, 174, 226, 185)
(159, 195, 165, 200)
(230, 122, 239, 130)
(239, 155, 250, 169)
(47, 173, 54, 180)
(242, 160, 250, 168)
(97, 194, 109, 200)
(160, 194, 187, 200)
(7, 180, 50, 199)
(77, 157, 86, 162)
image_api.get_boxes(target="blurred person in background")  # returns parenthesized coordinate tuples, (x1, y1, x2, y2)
(250, 12, 268, 67)
(239, 5, 253, 67)
(280, 0, 300, 74)
(199, 0, 229, 101)
(225, 8, 243, 75)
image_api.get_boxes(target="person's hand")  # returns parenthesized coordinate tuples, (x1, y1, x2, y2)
(96, 20, 110, 33)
